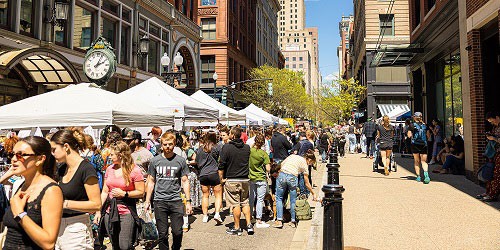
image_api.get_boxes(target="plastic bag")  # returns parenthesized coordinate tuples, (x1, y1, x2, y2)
(138, 208, 158, 241)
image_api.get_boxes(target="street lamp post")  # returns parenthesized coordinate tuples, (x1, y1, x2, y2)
(212, 72, 218, 99)
(161, 52, 184, 87)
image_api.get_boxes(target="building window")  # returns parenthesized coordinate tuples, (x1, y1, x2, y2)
(148, 39, 159, 74)
(201, 0, 216, 6)
(0, 0, 9, 28)
(74, 6, 94, 51)
(20, 0, 34, 36)
(101, 17, 117, 48)
(201, 55, 216, 85)
(201, 18, 216, 40)
(285, 65, 289, 68)
(299, 64, 303, 68)
(292, 64, 296, 68)
(120, 25, 130, 65)
(122, 8, 131, 22)
(292, 57, 296, 61)
(150, 24, 160, 37)
(379, 14, 394, 36)
(102, 0, 119, 17)
(139, 18, 146, 30)
(299, 57, 303, 61)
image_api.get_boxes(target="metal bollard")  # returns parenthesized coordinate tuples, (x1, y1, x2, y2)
(322, 184, 345, 250)
(326, 139, 340, 184)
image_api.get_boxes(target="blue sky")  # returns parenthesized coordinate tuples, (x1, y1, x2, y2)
(305, 0, 353, 83)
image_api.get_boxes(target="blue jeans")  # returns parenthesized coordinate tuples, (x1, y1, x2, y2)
(442, 155, 465, 175)
(348, 134, 357, 153)
(321, 150, 327, 162)
(276, 172, 298, 222)
(360, 135, 367, 154)
(249, 180, 267, 220)
(366, 137, 375, 157)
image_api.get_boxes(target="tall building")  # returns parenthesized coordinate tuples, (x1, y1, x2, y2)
(197, 0, 256, 107)
(256, 0, 280, 67)
(0, 0, 201, 104)
(282, 45, 310, 92)
(277, 0, 320, 96)
(338, 15, 354, 80)
(350, 0, 411, 120)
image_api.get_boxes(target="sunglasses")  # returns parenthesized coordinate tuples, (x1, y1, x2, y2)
(8, 152, 38, 160)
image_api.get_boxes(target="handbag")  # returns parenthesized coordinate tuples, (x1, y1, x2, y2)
(138, 209, 158, 241)
(477, 162, 495, 182)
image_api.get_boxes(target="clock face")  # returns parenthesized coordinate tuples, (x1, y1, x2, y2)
(84, 50, 111, 80)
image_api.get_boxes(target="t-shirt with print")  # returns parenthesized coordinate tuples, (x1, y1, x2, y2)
(105, 165, 143, 215)
(147, 153, 190, 202)
(249, 148, 270, 181)
(131, 147, 154, 178)
(280, 154, 308, 176)
(57, 160, 98, 216)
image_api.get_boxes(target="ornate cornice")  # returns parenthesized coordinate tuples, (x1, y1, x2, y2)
(198, 7, 218, 16)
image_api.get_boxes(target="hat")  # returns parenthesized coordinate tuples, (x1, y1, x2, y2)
(124, 130, 142, 141)
(414, 112, 423, 117)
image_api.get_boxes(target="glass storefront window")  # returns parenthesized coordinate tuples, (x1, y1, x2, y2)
(201, 0, 216, 6)
(201, 55, 215, 84)
(0, 0, 8, 28)
(148, 39, 159, 74)
(437, 51, 463, 138)
(74, 6, 93, 51)
(120, 25, 129, 65)
(20, 0, 33, 35)
(101, 17, 116, 49)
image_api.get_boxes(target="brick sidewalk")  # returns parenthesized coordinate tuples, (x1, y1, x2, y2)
(306, 153, 500, 249)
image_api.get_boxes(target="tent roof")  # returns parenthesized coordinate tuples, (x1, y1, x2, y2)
(0, 83, 174, 129)
(190, 90, 246, 122)
(242, 104, 278, 124)
(119, 77, 219, 122)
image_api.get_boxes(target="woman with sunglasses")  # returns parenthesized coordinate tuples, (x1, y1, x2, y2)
(50, 128, 101, 249)
(2, 136, 63, 249)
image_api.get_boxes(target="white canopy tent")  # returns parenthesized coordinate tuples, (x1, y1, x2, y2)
(119, 77, 219, 122)
(0, 83, 175, 129)
(279, 118, 290, 126)
(190, 90, 248, 125)
(238, 110, 268, 126)
(386, 107, 408, 121)
(241, 104, 277, 125)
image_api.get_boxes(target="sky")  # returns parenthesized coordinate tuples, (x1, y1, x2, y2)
(305, 0, 353, 84)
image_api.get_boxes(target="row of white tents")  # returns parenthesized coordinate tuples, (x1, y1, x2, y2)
(0, 77, 289, 131)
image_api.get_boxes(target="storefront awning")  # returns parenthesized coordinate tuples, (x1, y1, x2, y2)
(377, 104, 410, 118)
(370, 44, 424, 67)
(0, 47, 81, 84)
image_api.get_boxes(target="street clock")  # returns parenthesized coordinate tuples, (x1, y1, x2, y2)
(83, 37, 117, 86)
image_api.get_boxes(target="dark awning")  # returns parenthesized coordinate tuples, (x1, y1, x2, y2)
(370, 44, 424, 67)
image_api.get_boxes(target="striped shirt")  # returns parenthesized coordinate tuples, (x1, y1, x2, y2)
(280, 155, 308, 176)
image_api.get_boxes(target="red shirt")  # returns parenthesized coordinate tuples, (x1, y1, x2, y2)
(241, 132, 248, 143)
(105, 164, 143, 215)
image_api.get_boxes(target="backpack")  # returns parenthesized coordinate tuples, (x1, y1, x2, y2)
(412, 123, 427, 146)
(295, 195, 312, 221)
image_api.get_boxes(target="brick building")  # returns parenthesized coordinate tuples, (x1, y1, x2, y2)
(338, 15, 354, 80)
(197, 0, 257, 108)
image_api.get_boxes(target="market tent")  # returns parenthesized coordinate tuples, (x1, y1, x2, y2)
(377, 104, 410, 118)
(279, 118, 290, 126)
(190, 90, 247, 124)
(0, 83, 175, 129)
(387, 107, 408, 121)
(238, 110, 268, 126)
(241, 103, 277, 125)
(119, 77, 219, 122)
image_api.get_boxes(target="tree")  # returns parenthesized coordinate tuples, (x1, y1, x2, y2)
(315, 77, 366, 125)
(239, 65, 313, 118)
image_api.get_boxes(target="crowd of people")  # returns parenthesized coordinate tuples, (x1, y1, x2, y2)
(0, 123, 333, 250)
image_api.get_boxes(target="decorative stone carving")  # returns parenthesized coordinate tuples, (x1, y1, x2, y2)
(198, 8, 218, 15)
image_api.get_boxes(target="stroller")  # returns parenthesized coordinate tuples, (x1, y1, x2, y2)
(372, 143, 397, 172)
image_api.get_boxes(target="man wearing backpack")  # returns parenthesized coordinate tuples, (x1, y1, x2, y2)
(407, 112, 431, 184)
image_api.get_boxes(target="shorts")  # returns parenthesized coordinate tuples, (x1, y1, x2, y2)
(199, 173, 221, 186)
(55, 214, 94, 250)
(379, 143, 393, 150)
(224, 181, 250, 207)
(411, 144, 428, 155)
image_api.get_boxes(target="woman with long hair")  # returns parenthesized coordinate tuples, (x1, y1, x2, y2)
(101, 131, 124, 171)
(94, 141, 144, 250)
(146, 126, 163, 156)
(2, 136, 63, 250)
(249, 133, 271, 228)
(377, 115, 395, 176)
(408, 112, 430, 184)
(194, 132, 223, 224)
(50, 128, 101, 249)
(273, 149, 317, 228)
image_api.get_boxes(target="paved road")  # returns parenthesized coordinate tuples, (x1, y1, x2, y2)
(307, 153, 500, 250)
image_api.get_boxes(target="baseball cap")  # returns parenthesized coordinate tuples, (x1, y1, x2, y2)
(124, 130, 142, 141)
(414, 112, 423, 117)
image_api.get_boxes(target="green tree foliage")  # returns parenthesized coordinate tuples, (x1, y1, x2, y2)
(239, 65, 313, 118)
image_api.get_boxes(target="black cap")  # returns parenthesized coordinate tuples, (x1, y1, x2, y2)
(124, 130, 142, 141)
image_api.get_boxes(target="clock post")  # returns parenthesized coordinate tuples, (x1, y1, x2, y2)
(83, 37, 117, 87)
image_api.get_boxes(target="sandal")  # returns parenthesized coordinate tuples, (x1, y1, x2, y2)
(476, 193, 487, 199)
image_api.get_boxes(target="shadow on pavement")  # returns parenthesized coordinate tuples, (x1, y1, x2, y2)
(393, 154, 500, 210)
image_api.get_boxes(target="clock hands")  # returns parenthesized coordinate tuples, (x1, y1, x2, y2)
(94, 55, 105, 68)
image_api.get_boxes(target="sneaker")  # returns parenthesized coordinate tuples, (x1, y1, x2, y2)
(214, 213, 223, 224)
(429, 159, 436, 165)
(288, 221, 297, 228)
(226, 227, 243, 236)
(247, 224, 255, 235)
(202, 215, 209, 223)
(415, 176, 421, 182)
(256, 221, 270, 228)
(272, 221, 283, 228)
(423, 176, 430, 184)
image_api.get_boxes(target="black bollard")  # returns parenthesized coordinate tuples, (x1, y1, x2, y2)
(322, 184, 345, 250)
(326, 139, 340, 184)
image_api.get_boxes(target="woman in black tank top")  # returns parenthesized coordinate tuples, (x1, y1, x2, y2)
(2, 136, 63, 249)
